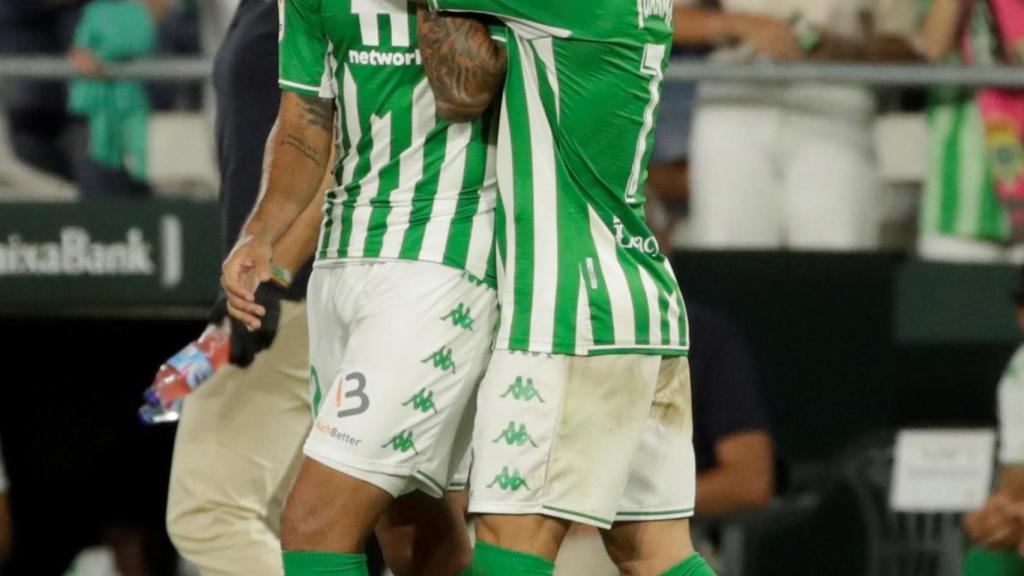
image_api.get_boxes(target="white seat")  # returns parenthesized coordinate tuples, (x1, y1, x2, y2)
(147, 111, 218, 199)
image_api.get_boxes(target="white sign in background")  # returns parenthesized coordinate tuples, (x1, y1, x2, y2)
(890, 429, 997, 513)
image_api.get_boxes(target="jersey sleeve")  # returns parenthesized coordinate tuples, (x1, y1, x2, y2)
(999, 349, 1024, 464)
(279, 0, 334, 98)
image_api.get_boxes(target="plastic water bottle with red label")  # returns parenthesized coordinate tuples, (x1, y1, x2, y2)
(139, 321, 230, 424)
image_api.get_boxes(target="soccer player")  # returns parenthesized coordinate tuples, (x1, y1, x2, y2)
(220, 2, 507, 575)
(418, 2, 717, 575)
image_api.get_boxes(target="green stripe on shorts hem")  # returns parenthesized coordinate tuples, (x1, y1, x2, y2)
(585, 346, 689, 358)
(541, 505, 613, 527)
(447, 481, 467, 490)
(617, 508, 695, 518)
(415, 470, 446, 494)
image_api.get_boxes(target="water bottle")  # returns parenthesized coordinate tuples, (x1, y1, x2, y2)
(139, 321, 230, 424)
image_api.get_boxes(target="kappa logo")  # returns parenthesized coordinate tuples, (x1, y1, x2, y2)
(382, 430, 419, 454)
(493, 421, 539, 447)
(402, 388, 438, 414)
(500, 377, 545, 403)
(487, 466, 531, 492)
(422, 346, 457, 374)
(441, 303, 475, 331)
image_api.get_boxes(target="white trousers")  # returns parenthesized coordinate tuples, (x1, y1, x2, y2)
(689, 103, 882, 251)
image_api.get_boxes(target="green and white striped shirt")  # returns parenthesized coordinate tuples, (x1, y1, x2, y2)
(279, 0, 498, 285)
(429, 0, 689, 356)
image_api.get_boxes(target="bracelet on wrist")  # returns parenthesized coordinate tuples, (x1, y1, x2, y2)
(790, 15, 823, 55)
(270, 263, 293, 288)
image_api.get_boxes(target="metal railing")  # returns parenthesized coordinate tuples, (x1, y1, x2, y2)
(2, 56, 1024, 88)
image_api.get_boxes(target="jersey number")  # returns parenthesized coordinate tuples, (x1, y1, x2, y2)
(351, 0, 410, 47)
(625, 43, 667, 205)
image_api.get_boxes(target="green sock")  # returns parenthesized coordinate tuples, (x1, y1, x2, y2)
(662, 553, 717, 576)
(282, 551, 369, 575)
(473, 541, 554, 576)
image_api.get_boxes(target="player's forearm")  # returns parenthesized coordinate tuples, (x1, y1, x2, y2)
(999, 466, 1024, 500)
(921, 0, 965, 62)
(417, 7, 507, 122)
(242, 92, 335, 245)
(695, 466, 774, 516)
(673, 7, 737, 47)
(808, 33, 922, 62)
(271, 163, 332, 275)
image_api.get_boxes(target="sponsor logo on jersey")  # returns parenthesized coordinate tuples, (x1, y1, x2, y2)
(637, 0, 674, 27)
(613, 216, 660, 256)
(348, 49, 422, 67)
(315, 420, 363, 447)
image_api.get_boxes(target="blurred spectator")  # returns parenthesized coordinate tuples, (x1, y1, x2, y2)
(918, 0, 1024, 263)
(150, 0, 201, 111)
(68, 0, 163, 199)
(0, 1, 80, 180)
(962, 267, 1024, 572)
(688, 303, 774, 516)
(0, 437, 9, 568)
(645, 43, 703, 251)
(675, 0, 920, 251)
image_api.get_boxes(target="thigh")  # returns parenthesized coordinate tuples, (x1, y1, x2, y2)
(469, 352, 660, 529)
(615, 357, 696, 524)
(783, 114, 881, 250)
(689, 105, 783, 248)
(304, 262, 497, 497)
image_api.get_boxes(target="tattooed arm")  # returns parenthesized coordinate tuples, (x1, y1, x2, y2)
(417, 7, 507, 122)
(221, 91, 335, 328)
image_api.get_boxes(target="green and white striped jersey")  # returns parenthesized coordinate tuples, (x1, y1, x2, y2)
(279, 0, 498, 285)
(428, 0, 688, 356)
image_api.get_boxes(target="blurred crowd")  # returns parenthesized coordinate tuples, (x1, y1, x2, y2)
(0, 0, 1022, 261)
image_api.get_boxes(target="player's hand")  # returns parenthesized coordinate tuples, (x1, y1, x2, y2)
(732, 14, 803, 62)
(221, 233, 273, 331)
(965, 493, 1024, 550)
(209, 283, 287, 367)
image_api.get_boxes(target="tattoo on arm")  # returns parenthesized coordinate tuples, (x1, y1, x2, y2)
(296, 93, 335, 133)
(417, 8, 507, 121)
(282, 134, 324, 168)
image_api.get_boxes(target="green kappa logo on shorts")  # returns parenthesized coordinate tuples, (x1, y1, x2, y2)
(500, 377, 545, 403)
(487, 466, 531, 491)
(441, 303, 475, 331)
(422, 346, 457, 374)
(402, 388, 438, 414)
(381, 430, 419, 454)
(493, 421, 539, 447)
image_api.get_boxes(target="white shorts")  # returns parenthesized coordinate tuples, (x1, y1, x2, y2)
(468, 351, 696, 528)
(304, 260, 497, 498)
